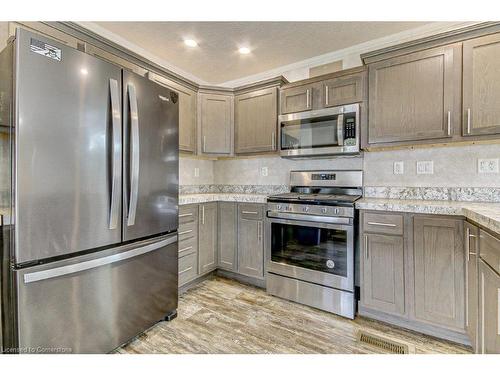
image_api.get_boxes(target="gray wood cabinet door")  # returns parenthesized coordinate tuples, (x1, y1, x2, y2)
(198, 202, 218, 275)
(479, 260, 500, 353)
(368, 44, 461, 145)
(234, 87, 278, 154)
(362, 233, 405, 316)
(237, 204, 264, 278)
(465, 222, 479, 352)
(323, 73, 364, 107)
(413, 217, 465, 331)
(218, 202, 237, 271)
(280, 84, 313, 114)
(199, 93, 233, 155)
(463, 33, 500, 137)
(177, 86, 197, 153)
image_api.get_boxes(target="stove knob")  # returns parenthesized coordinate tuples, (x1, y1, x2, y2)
(303, 206, 309, 213)
(321, 207, 328, 214)
(277, 205, 282, 210)
(334, 208, 340, 214)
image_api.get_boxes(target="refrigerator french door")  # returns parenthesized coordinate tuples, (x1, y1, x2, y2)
(1, 29, 179, 353)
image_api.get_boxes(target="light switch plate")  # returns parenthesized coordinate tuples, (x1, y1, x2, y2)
(260, 166, 269, 177)
(194, 167, 200, 177)
(416, 161, 434, 175)
(478, 158, 499, 174)
(393, 161, 404, 175)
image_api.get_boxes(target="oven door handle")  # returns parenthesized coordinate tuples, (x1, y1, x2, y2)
(267, 211, 351, 225)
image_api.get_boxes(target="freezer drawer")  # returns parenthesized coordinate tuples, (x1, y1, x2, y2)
(14, 234, 178, 353)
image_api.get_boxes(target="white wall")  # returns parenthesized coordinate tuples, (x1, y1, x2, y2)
(363, 143, 500, 188)
(179, 157, 215, 185)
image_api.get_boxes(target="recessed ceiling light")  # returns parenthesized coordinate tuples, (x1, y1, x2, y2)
(184, 39, 198, 48)
(238, 47, 251, 55)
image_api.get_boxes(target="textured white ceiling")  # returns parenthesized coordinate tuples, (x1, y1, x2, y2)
(96, 21, 433, 84)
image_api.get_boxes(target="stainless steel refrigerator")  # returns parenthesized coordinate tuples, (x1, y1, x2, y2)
(0, 29, 179, 353)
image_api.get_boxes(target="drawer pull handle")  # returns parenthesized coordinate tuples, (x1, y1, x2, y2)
(179, 213, 193, 218)
(179, 266, 193, 275)
(179, 229, 193, 236)
(179, 246, 193, 253)
(242, 211, 259, 215)
(367, 221, 397, 227)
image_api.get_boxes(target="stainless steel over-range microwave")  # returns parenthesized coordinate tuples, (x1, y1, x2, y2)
(278, 103, 360, 158)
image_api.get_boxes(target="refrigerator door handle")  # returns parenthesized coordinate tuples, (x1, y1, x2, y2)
(127, 83, 140, 226)
(109, 78, 122, 230)
(23, 235, 178, 284)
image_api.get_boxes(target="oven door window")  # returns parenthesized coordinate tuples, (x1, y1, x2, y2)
(271, 222, 348, 277)
(281, 115, 338, 150)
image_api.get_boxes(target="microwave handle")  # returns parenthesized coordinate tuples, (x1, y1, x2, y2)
(337, 113, 344, 146)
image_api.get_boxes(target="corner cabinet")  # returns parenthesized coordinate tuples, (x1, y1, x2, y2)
(234, 87, 278, 154)
(198, 93, 233, 155)
(367, 44, 461, 145)
(463, 33, 500, 137)
(198, 202, 218, 275)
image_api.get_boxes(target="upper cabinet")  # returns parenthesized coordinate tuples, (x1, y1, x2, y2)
(198, 93, 233, 155)
(234, 87, 278, 154)
(463, 33, 500, 137)
(148, 73, 197, 153)
(280, 84, 314, 114)
(367, 44, 461, 145)
(279, 68, 367, 115)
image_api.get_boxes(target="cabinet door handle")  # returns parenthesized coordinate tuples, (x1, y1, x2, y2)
(179, 246, 193, 254)
(257, 222, 262, 242)
(466, 227, 470, 262)
(364, 235, 369, 259)
(367, 221, 397, 227)
(178, 229, 193, 236)
(447, 111, 451, 136)
(202, 136, 206, 153)
(271, 132, 276, 150)
(201, 205, 205, 225)
(325, 85, 329, 106)
(242, 211, 258, 215)
(179, 266, 193, 275)
(306, 89, 310, 108)
(467, 108, 471, 134)
(179, 213, 193, 218)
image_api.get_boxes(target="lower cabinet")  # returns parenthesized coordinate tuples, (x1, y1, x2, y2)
(178, 202, 265, 289)
(237, 204, 265, 279)
(198, 202, 218, 275)
(479, 259, 500, 353)
(413, 216, 465, 331)
(360, 211, 468, 345)
(362, 233, 405, 316)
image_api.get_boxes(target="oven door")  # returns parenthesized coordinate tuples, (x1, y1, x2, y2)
(266, 215, 354, 292)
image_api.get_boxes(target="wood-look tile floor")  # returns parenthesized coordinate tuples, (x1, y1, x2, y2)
(117, 276, 472, 354)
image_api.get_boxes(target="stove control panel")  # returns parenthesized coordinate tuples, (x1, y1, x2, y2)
(267, 202, 354, 218)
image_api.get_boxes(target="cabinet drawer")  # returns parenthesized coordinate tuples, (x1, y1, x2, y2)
(480, 229, 500, 275)
(178, 236, 198, 258)
(178, 221, 197, 242)
(179, 205, 198, 224)
(363, 212, 404, 235)
(179, 253, 198, 286)
(238, 203, 264, 220)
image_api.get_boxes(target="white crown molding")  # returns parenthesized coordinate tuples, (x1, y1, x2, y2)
(75, 21, 210, 85)
(218, 21, 477, 87)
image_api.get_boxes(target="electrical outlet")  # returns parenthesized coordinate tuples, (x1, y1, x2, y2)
(478, 158, 499, 174)
(416, 161, 434, 175)
(260, 166, 269, 177)
(393, 161, 404, 175)
(194, 167, 200, 178)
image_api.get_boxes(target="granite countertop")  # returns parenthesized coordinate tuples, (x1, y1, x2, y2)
(356, 197, 500, 235)
(179, 193, 268, 205)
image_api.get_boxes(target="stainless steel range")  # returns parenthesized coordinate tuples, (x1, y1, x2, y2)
(265, 170, 363, 319)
